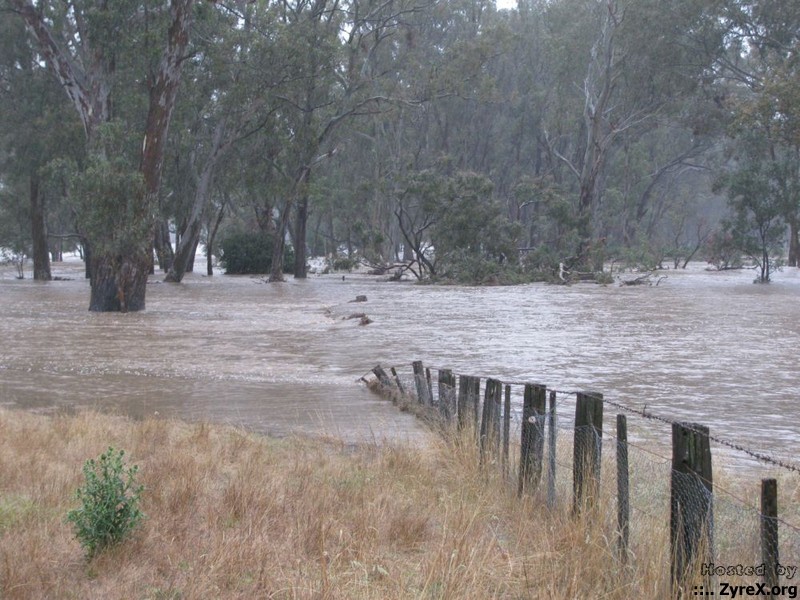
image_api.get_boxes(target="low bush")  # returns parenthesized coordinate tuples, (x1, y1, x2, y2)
(66, 447, 144, 559)
(218, 231, 294, 275)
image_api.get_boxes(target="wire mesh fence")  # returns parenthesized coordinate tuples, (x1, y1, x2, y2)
(366, 362, 800, 594)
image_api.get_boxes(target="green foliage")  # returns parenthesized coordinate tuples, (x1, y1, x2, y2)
(705, 229, 743, 270)
(611, 240, 665, 272)
(69, 123, 152, 261)
(716, 151, 785, 282)
(66, 447, 144, 559)
(218, 231, 294, 275)
(401, 169, 523, 284)
(71, 157, 149, 257)
(0, 184, 30, 275)
(332, 256, 358, 271)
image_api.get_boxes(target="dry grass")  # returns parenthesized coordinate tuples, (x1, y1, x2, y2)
(0, 407, 782, 599)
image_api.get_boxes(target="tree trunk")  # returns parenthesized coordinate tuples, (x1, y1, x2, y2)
(89, 252, 149, 312)
(165, 118, 227, 282)
(186, 235, 199, 272)
(81, 238, 92, 279)
(29, 175, 51, 281)
(154, 220, 174, 271)
(166, 219, 203, 281)
(788, 219, 799, 267)
(270, 201, 293, 282)
(294, 192, 309, 278)
(206, 199, 226, 276)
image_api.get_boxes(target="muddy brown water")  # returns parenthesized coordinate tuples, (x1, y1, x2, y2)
(2, 260, 799, 467)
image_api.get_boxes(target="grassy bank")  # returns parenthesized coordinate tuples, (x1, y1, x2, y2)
(0, 408, 700, 598)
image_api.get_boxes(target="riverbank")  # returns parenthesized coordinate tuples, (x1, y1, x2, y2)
(0, 407, 683, 599)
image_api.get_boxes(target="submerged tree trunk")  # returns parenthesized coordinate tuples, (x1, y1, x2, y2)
(29, 175, 51, 281)
(294, 192, 309, 278)
(154, 221, 174, 271)
(270, 201, 293, 282)
(165, 119, 227, 283)
(89, 253, 150, 312)
(186, 235, 199, 273)
(206, 199, 226, 276)
(788, 219, 799, 267)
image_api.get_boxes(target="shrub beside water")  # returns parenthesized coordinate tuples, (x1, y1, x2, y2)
(66, 447, 144, 559)
(218, 231, 294, 275)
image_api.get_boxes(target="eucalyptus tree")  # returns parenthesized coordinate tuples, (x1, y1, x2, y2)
(251, 0, 427, 281)
(161, 2, 271, 283)
(0, 13, 82, 279)
(5, 0, 199, 311)
(715, 129, 786, 282)
(535, 0, 723, 269)
(712, 0, 800, 265)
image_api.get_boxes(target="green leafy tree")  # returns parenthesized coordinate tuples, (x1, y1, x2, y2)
(6, 0, 197, 311)
(716, 149, 785, 282)
(397, 169, 521, 283)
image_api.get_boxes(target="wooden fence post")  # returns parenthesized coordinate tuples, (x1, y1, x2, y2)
(518, 383, 546, 496)
(390, 367, 405, 395)
(371, 365, 393, 391)
(480, 378, 502, 462)
(425, 367, 434, 407)
(670, 422, 713, 595)
(470, 377, 481, 431)
(457, 375, 480, 431)
(573, 392, 603, 514)
(547, 390, 556, 509)
(761, 478, 779, 588)
(412, 361, 430, 405)
(616, 414, 630, 563)
(503, 384, 511, 478)
(438, 369, 456, 423)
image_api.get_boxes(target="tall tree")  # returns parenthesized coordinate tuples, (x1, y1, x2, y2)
(0, 13, 82, 280)
(6, 0, 196, 311)
(539, 0, 722, 269)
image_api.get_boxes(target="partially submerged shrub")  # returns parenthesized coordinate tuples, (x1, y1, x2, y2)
(67, 447, 144, 559)
(218, 231, 295, 275)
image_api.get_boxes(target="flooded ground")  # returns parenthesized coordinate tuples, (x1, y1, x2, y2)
(1, 259, 799, 465)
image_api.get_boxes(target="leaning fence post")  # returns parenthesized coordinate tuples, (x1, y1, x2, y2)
(518, 383, 546, 496)
(390, 367, 405, 395)
(670, 422, 713, 595)
(573, 392, 603, 515)
(761, 478, 779, 588)
(412, 361, 429, 405)
(616, 414, 630, 563)
(371, 365, 393, 391)
(547, 390, 556, 509)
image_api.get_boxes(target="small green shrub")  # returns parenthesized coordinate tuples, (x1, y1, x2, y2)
(67, 447, 144, 559)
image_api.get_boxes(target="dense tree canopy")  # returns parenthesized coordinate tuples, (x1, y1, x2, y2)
(1, 0, 799, 307)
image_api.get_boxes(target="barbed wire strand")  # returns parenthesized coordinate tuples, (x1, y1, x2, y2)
(367, 364, 800, 475)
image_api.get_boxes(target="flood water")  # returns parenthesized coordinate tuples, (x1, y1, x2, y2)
(2, 260, 799, 465)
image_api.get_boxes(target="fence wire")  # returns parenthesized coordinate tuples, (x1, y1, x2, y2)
(368, 363, 800, 586)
